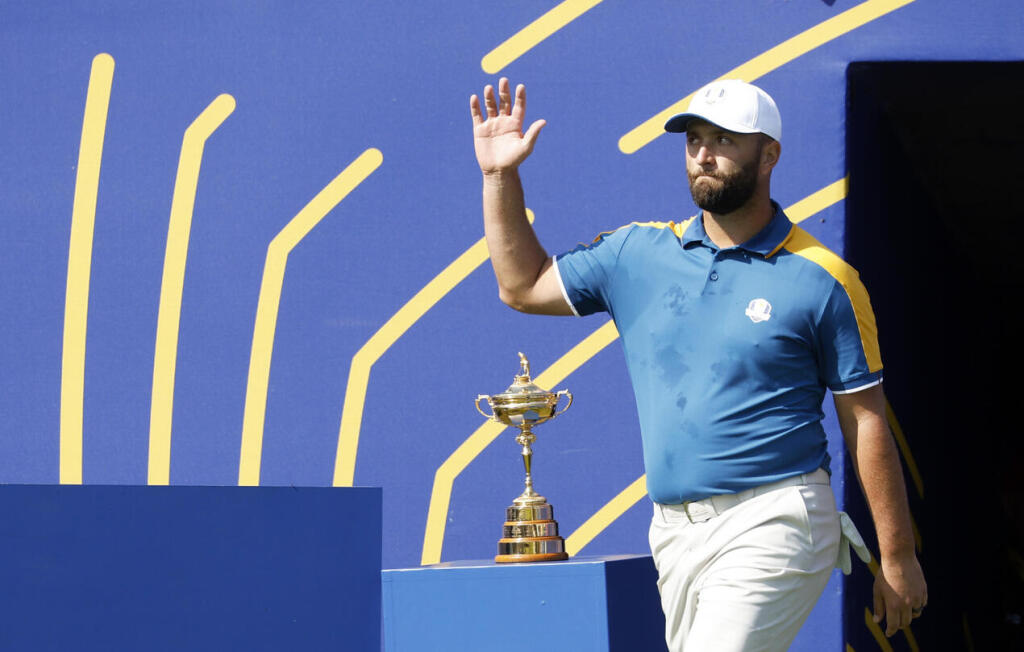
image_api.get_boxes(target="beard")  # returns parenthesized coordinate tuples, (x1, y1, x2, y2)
(687, 155, 760, 215)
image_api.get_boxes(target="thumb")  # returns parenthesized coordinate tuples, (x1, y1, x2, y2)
(522, 119, 546, 150)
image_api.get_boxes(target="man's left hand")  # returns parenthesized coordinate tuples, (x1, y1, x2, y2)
(873, 552, 928, 637)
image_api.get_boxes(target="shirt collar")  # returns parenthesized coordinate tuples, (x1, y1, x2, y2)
(680, 201, 794, 258)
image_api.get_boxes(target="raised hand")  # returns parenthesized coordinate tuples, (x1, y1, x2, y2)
(470, 77, 546, 175)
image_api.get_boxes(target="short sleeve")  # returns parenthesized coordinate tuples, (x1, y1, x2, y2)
(553, 226, 634, 317)
(817, 280, 884, 394)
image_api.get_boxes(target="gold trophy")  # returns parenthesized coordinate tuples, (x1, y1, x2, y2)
(475, 353, 573, 563)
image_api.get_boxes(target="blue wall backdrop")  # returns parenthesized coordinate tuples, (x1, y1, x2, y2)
(2, 1, 1022, 649)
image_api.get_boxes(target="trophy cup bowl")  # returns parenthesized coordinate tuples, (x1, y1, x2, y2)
(476, 353, 572, 563)
(474, 389, 572, 429)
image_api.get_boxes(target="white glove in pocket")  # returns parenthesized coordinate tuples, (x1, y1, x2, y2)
(836, 511, 872, 575)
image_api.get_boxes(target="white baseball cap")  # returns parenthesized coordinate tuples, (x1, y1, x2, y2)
(664, 79, 782, 142)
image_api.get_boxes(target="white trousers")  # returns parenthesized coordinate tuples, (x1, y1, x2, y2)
(648, 469, 841, 652)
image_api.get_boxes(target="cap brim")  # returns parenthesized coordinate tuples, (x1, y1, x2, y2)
(664, 113, 696, 133)
(663, 112, 763, 135)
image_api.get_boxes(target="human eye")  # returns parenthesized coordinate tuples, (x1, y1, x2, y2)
(717, 135, 732, 145)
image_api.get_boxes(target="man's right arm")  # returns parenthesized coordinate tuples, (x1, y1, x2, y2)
(471, 78, 573, 316)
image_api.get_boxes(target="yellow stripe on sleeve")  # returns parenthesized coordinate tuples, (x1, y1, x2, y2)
(587, 218, 694, 244)
(783, 227, 882, 372)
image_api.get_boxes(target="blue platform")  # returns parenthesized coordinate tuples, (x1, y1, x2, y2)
(382, 554, 667, 652)
(0, 485, 382, 651)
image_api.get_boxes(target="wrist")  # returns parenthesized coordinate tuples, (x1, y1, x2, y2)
(482, 168, 520, 185)
(879, 545, 917, 566)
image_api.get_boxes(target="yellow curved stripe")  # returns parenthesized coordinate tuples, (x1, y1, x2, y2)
(564, 473, 646, 556)
(864, 608, 895, 652)
(540, 182, 857, 556)
(864, 605, 919, 652)
(963, 613, 976, 652)
(481, 0, 603, 74)
(786, 176, 847, 224)
(60, 53, 115, 485)
(421, 319, 619, 565)
(147, 94, 236, 486)
(904, 619, 921, 651)
(332, 211, 536, 488)
(618, 0, 917, 154)
(885, 399, 923, 499)
(237, 148, 383, 486)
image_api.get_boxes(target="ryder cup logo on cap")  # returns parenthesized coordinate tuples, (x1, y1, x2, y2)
(664, 80, 782, 142)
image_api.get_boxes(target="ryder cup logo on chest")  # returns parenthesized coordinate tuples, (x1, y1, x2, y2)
(745, 298, 772, 323)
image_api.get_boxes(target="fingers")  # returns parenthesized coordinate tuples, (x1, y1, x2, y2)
(511, 83, 526, 122)
(873, 588, 909, 637)
(471, 78, 529, 125)
(910, 593, 927, 620)
(470, 94, 482, 126)
(483, 84, 498, 118)
(876, 593, 927, 637)
(885, 604, 908, 637)
(873, 559, 928, 637)
(498, 77, 512, 116)
(872, 584, 883, 627)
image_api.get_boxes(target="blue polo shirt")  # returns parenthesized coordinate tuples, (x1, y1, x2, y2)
(553, 204, 883, 504)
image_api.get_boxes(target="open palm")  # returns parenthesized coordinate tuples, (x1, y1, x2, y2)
(471, 77, 546, 174)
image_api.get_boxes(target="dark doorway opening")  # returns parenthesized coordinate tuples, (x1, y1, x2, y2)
(846, 61, 1024, 651)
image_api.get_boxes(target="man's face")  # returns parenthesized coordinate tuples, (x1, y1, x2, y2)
(685, 121, 766, 215)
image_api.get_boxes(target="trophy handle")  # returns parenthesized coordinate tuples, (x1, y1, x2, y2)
(553, 389, 573, 416)
(475, 395, 495, 419)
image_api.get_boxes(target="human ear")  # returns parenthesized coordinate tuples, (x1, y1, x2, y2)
(760, 139, 781, 170)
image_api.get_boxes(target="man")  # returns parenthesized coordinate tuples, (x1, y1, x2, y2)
(470, 77, 927, 650)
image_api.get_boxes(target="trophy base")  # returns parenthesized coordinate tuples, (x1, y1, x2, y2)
(495, 504, 569, 563)
(495, 551, 569, 563)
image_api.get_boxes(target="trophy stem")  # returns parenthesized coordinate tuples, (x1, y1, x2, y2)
(515, 426, 542, 505)
(522, 443, 534, 494)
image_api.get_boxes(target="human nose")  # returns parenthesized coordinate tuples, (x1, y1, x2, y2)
(694, 144, 714, 165)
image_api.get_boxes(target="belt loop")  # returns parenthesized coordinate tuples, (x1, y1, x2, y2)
(683, 502, 694, 524)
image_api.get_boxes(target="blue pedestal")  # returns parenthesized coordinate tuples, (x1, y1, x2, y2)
(382, 554, 667, 652)
(0, 485, 382, 651)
